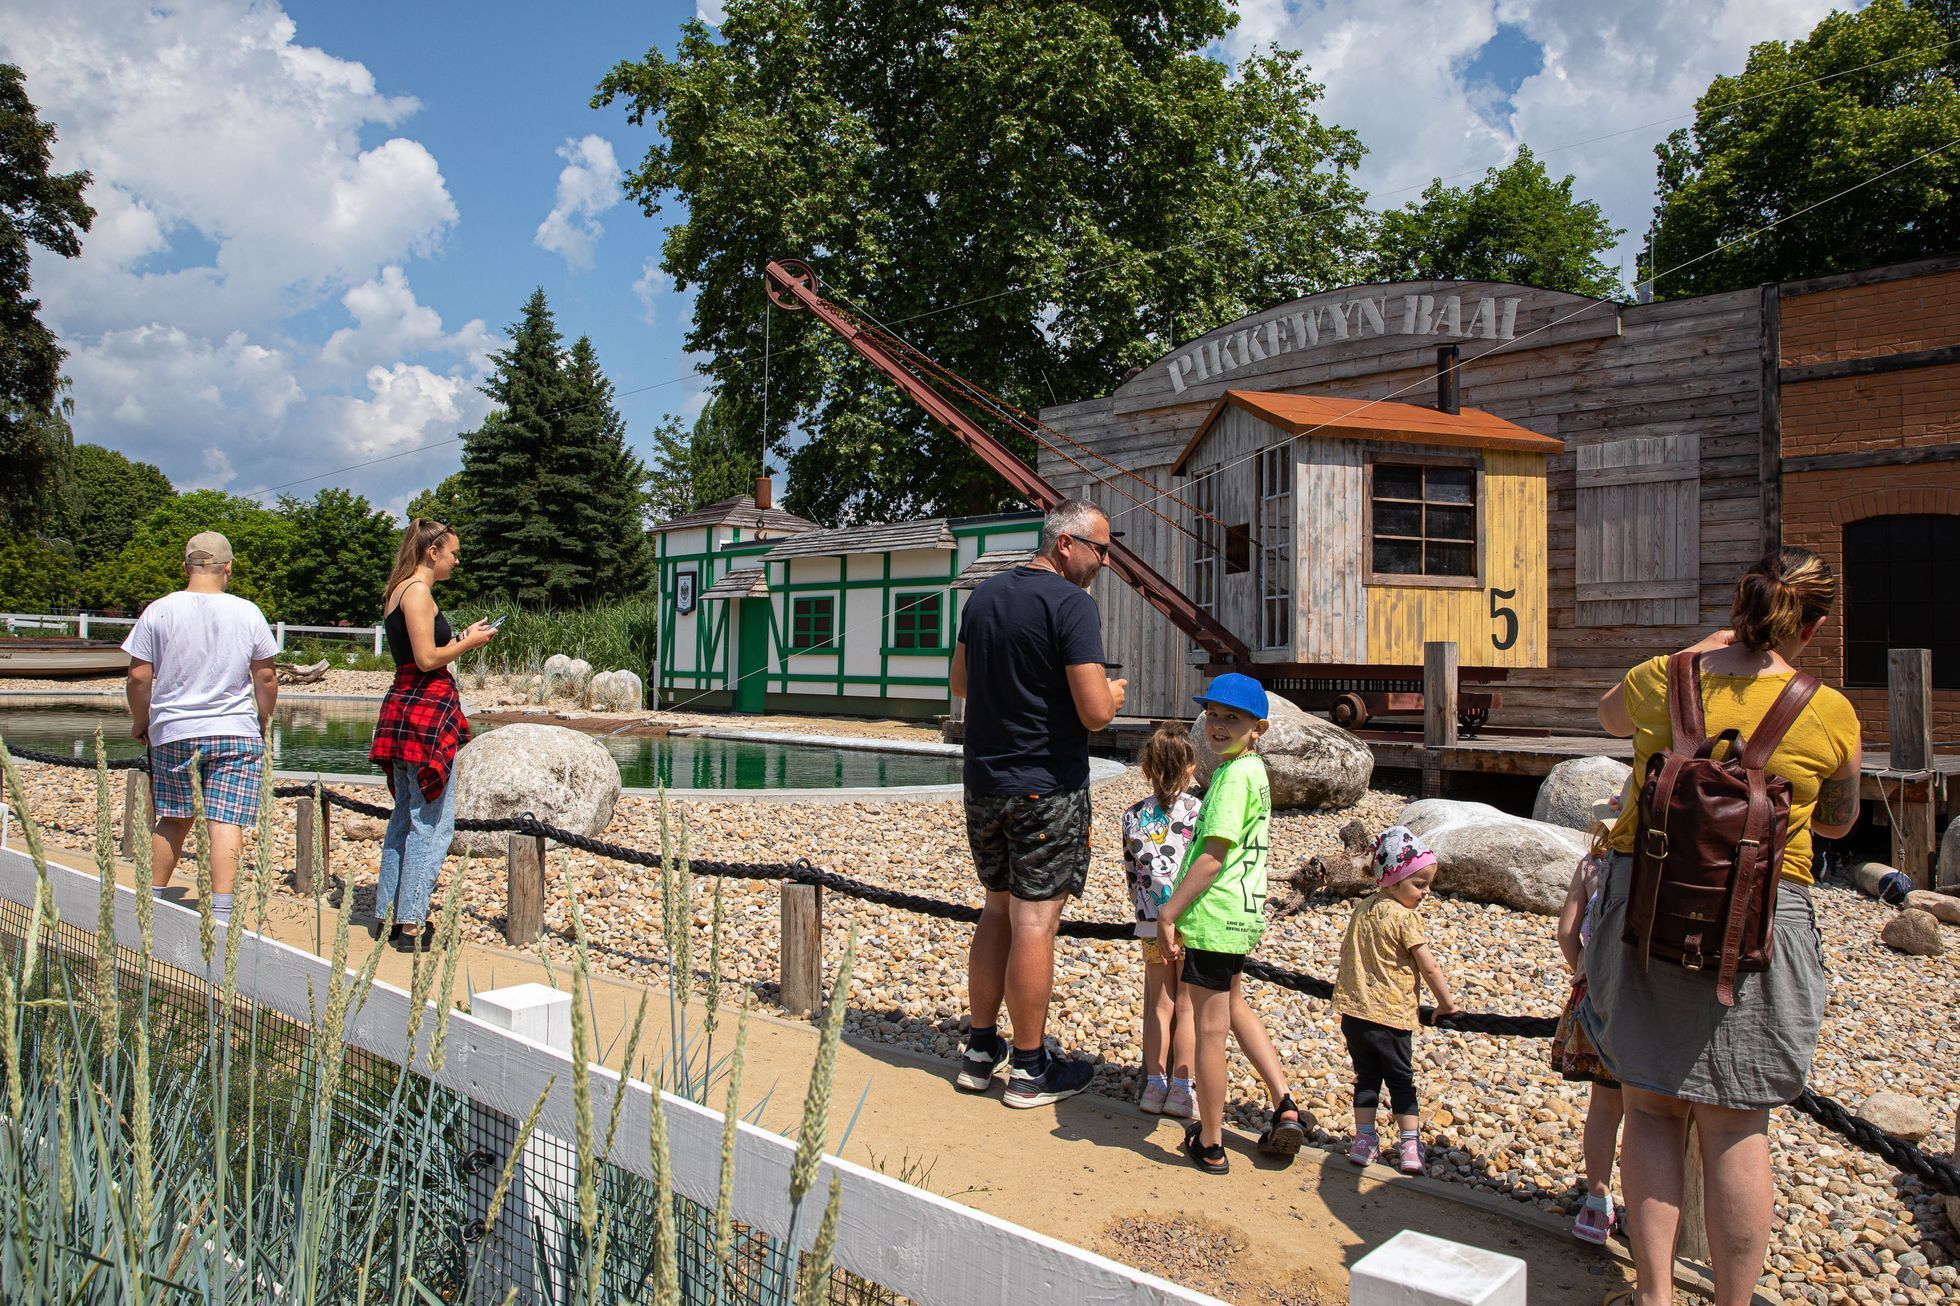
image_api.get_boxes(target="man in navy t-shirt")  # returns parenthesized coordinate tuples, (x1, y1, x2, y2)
(949, 499, 1127, 1109)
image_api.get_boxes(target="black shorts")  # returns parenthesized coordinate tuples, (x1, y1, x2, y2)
(1179, 947, 1247, 992)
(1341, 1014, 1419, 1115)
(965, 789, 1091, 901)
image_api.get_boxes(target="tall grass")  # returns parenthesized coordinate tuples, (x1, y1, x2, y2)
(454, 598, 659, 682)
(0, 737, 854, 1304)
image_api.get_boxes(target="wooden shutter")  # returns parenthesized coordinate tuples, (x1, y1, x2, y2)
(1574, 433, 1700, 626)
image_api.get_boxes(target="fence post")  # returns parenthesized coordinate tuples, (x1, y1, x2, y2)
(780, 883, 824, 1016)
(507, 834, 546, 945)
(295, 796, 318, 896)
(119, 770, 148, 860)
(274, 621, 286, 653)
(78, 613, 89, 640)
(1887, 648, 1935, 890)
(467, 983, 574, 1300)
(373, 624, 384, 657)
(1421, 641, 1458, 799)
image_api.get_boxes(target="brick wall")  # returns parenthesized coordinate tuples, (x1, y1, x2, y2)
(1779, 362, 1960, 460)
(1780, 468, 1960, 746)
(1780, 268, 1960, 365)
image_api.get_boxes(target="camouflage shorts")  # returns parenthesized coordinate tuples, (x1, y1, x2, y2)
(964, 789, 1092, 901)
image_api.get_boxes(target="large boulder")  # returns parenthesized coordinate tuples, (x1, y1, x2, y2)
(1903, 889, 1960, 927)
(1879, 908, 1946, 957)
(449, 723, 622, 856)
(542, 654, 592, 702)
(1531, 756, 1632, 832)
(588, 669, 644, 712)
(1397, 798, 1590, 915)
(1193, 694, 1372, 811)
(1940, 816, 1960, 893)
(1857, 1090, 1932, 1144)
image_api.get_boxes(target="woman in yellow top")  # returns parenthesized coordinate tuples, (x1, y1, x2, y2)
(1583, 546, 1860, 1306)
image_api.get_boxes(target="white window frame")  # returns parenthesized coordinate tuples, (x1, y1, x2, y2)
(1257, 444, 1293, 651)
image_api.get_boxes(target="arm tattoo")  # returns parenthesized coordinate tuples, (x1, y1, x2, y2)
(1815, 775, 1858, 828)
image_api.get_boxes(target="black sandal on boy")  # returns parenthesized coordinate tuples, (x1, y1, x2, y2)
(1182, 1121, 1229, 1175)
(1258, 1094, 1306, 1159)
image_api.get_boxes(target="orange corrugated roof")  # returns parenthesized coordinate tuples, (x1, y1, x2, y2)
(1170, 389, 1563, 474)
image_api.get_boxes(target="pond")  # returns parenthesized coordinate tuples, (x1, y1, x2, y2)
(0, 699, 965, 792)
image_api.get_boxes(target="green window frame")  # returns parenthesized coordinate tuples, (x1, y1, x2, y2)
(891, 591, 944, 651)
(788, 595, 838, 652)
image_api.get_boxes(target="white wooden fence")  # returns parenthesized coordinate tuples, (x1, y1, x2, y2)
(2, 612, 387, 655)
(0, 846, 1223, 1306)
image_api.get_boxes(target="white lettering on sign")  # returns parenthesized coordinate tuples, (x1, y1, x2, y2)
(1164, 292, 1523, 394)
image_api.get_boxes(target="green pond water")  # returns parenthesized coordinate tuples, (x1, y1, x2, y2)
(0, 700, 962, 791)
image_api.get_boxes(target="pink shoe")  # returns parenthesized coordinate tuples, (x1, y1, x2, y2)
(1396, 1136, 1425, 1174)
(1573, 1200, 1614, 1245)
(1347, 1132, 1379, 1166)
(1139, 1081, 1168, 1115)
(1163, 1083, 1196, 1119)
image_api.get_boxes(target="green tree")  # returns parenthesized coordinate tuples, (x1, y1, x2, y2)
(276, 487, 399, 625)
(597, 0, 1370, 524)
(68, 443, 175, 572)
(82, 491, 295, 616)
(0, 63, 95, 537)
(645, 393, 765, 521)
(1369, 146, 1625, 299)
(405, 471, 480, 603)
(1645, 0, 1960, 298)
(0, 534, 78, 611)
(458, 293, 651, 606)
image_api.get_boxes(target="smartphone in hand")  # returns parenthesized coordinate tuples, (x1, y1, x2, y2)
(487, 614, 509, 631)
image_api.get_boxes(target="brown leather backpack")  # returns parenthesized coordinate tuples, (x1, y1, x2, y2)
(1624, 651, 1820, 1007)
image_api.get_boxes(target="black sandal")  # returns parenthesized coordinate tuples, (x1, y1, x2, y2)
(392, 925, 433, 955)
(1182, 1121, 1229, 1175)
(1258, 1094, 1306, 1159)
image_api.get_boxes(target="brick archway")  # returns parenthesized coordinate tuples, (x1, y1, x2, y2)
(1825, 486, 1960, 527)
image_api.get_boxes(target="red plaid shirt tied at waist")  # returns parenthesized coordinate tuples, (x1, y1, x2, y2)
(369, 667, 471, 802)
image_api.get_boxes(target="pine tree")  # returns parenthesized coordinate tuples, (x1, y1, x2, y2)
(645, 393, 763, 521)
(458, 291, 650, 606)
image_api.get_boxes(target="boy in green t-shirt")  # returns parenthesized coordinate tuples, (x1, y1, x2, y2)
(1159, 673, 1275, 1174)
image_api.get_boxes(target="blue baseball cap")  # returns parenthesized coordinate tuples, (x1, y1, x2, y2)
(1192, 672, 1269, 721)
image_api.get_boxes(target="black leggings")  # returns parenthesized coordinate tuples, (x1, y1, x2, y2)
(1341, 1015, 1418, 1116)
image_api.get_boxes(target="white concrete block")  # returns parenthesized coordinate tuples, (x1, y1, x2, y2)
(1350, 1229, 1526, 1306)
(471, 982, 572, 1052)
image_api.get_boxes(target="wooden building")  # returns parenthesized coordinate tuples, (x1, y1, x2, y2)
(651, 484, 1039, 717)
(1037, 255, 1960, 737)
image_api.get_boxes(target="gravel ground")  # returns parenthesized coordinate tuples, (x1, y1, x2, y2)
(7, 758, 1956, 1302)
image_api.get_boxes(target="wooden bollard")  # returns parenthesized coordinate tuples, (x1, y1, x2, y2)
(119, 770, 149, 860)
(780, 883, 823, 1017)
(1887, 648, 1935, 889)
(1421, 640, 1459, 798)
(295, 796, 318, 895)
(507, 833, 546, 945)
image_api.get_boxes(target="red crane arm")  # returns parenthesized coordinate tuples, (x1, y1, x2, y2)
(763, 258, 1250, 663)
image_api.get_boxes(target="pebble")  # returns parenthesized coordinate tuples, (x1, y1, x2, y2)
(9, 718, 1959, 1294)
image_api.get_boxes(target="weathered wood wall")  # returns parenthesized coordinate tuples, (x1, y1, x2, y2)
(1042, 280, 1766, 730)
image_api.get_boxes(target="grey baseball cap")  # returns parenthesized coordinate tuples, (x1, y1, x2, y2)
(184, 531, 233, 566)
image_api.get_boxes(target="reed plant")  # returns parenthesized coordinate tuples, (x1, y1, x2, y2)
(454, 597, 659, 684)
(0, 738, 864, 1305)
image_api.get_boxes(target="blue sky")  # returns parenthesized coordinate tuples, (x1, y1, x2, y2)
(7, 0, 1841, 519)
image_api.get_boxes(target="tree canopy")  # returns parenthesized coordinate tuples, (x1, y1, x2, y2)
(598, 0, 1370, 524)
(81, 491, 295, 616)
(1646, 0, 1960, 297)
(0, 63, 94, 538)
(405, 471, 481, 604)
(458, 292, 650, 607)
(277, 487, 400, 625)
(644, 393, 765, 522)
(69, 443, 175, 573)
(1369, 147, 1625, 299)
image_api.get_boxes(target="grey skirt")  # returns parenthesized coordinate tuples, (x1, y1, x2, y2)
(1578, 853, 1828, 1110)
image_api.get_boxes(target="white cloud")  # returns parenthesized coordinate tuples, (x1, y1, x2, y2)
(632, 258, 672, 325)
(534, 135, 622, 270)
(696, 2, 728, 25)
(1224, 0, 1839, 291)
(323, 266, 495, 371)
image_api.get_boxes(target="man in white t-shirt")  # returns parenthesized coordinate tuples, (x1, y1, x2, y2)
(123, 531, 280, 924)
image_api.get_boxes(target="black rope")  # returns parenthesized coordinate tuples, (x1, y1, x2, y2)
(7, 745, 149, 771)
(12, 745, 1960, 1197)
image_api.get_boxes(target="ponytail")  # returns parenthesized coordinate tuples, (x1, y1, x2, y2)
(383, 518, 454, 605)
(1730, 546, 1836, 652)
(1137, 724, 1197, 811)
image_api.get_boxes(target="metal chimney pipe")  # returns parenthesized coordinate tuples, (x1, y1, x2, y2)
(754, 475, 773, 511)
(1436, 345, 1461, 414)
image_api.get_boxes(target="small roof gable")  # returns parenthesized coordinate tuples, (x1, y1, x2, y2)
(1170, 390, 1563, 475)
(699, 567, 767, 601)
(761, 519, 955, 560)
(951, 548, 1036, 590)
(652, 495, 821, 535)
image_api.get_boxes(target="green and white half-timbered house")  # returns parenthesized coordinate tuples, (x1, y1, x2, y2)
(652, 484, 1041, 718)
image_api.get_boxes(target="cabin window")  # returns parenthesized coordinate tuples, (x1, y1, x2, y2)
(1368, 459, 1478, 582)
(1224, 523, 1253, 574)
(1258, 444, 1293, 650)
(1189, 467, 1220, 638)
(892, 591, 944, 651)
(788, 595, 837, 652)
(1843, 514, 1960, 690)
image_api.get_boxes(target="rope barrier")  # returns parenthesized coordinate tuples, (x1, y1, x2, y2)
(9, 746, 1958, 1196)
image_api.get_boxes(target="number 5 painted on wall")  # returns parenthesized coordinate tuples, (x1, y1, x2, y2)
(1488, 587, 1518, 651)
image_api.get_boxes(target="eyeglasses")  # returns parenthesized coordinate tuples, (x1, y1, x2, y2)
(1066, 534, 1111, 563)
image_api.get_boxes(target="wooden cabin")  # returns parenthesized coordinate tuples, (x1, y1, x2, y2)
(1039, 256, 1960, 738)
(651, 487, 1039, 718)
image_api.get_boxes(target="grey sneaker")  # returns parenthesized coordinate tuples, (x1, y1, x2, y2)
(1003, 1055, 1094, 1109)
(955, 1034, 1009, 1092)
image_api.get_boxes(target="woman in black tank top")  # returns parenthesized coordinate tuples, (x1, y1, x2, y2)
(370, 519, 497, 951)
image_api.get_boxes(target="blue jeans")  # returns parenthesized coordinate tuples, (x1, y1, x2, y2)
(377, 762, 455, 927)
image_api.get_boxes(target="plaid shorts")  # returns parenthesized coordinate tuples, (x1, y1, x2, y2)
(149, 736, 265, 827)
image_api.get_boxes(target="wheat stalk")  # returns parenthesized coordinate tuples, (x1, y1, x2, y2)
(602, 988, 649, 1166)
(712, 998, 750, 1293)
(796, 1174, 843, 1306)
(645, 1058, 679, 1306)
(92, 738, 119, 1066)
(702, 876, 725, 1037)
(482, 1075, 555, 1236)
(568, 890, 599, 1254)
(252, 742, 275, 931)
(187, 751, 215, 965)
(409, 873, 462, 1059)
(428, 872, 467, 1074)
(0, 973, 19, 1123)
(0, 741, 56, 995)
(790, 925, 857, 1208)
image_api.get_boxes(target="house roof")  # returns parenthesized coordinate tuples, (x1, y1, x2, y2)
(951, 549, 1037, 590)
(760, 519, 956, 559)
(652, 494, 821, 535)
(699, 567, 767, 601)
(1170, 390, 1564, 474)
